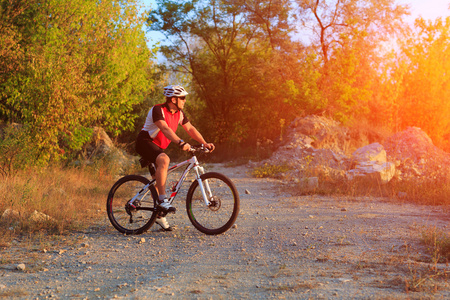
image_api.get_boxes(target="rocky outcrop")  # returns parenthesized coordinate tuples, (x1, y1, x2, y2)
(255, 116, 450, 189)
(76, 127, 136, 173)
(382, 127, 450, 180)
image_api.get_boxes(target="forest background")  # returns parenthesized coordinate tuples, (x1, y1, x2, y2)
(1, 0, 450, 170)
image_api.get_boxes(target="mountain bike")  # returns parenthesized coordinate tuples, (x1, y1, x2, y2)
(106, 145, 240, 235)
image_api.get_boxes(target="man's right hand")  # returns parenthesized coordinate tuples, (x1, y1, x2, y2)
(181, 143, 191, 151)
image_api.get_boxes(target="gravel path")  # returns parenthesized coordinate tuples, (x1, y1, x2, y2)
(1, 164, 449, 299)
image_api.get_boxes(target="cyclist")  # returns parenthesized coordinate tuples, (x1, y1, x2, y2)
(136, 85, 215, 231)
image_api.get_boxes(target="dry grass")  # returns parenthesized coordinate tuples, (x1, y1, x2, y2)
(421, 226, 450, 263)
(0, 164, 116, 247)
(288, 168, 450, 206)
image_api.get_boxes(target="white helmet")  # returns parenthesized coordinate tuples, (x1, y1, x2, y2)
(163, 85, 188, 97)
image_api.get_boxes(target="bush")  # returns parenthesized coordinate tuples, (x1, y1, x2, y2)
(0, 123, 42, 177)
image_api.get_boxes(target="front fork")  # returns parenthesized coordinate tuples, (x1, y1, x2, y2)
(195, 166, 212, 206)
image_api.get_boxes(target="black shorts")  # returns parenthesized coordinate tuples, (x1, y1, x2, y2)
(135, 130, 164, 165)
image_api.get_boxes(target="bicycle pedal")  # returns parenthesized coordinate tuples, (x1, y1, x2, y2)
(158, 211, 168, 217)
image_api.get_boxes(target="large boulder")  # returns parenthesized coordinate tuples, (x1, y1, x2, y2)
(84, 127, 115, 158)
(351, 143, 386, 163)
(254, 116, 449, 189)
(382, 127, 450, 180)
(76, 127, 136, 173)
(286, 115, 350, 153)
(347, 143, 396, 184)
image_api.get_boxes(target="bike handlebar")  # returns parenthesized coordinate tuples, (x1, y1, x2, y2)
(189, 144, 211, 154)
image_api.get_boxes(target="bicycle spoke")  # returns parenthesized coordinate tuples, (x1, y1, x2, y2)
(187, 172, 239, 235)
(107, 175, 158, 235)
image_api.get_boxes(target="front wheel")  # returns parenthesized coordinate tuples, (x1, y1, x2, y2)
(186, 172, 240, 235)
(106, 175, 158, 235)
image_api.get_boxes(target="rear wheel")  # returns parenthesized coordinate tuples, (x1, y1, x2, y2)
(106, 175, 158, 235)
(186, 172, 239, 235)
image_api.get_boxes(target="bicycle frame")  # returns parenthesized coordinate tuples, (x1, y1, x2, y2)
(129, 153, 213, 209)
(166, 154, 212, 206)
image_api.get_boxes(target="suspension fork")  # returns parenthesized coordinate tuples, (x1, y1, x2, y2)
(194, 165, 212, 205)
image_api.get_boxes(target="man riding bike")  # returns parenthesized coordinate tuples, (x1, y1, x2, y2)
(135, 85, 215, 231)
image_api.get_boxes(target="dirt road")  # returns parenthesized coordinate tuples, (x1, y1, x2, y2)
(1, 164, 449, 299)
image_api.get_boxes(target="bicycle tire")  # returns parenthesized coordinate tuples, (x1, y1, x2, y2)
(186, 172, 240, 235)
(106, 175, 158, 235)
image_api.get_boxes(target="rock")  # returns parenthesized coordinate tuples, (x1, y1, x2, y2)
(16, 264, 26, 271)
(245, 189, 251, 195)
(255, 116, 449, 186)
(289, 115, 350, 152)
(86, 127, 114, 156)
(351, 143, 386, 163)
(29, 210, 54, 223)
(347, 161, 396, 184)
(346, 143, 396, 184)
(1, 209, 20, 220)
(382, 127, 450, 179)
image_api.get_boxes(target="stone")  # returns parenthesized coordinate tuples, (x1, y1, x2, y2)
(347, 161, 396, 184)
(352, 143, 386, 163)
(16, 264, 26, 271)
(29, 210, 54, 223)
(346, 143, 396, 184)
(1, 209, 20, 220)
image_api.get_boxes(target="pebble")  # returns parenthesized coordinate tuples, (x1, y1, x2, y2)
(16, 264, 26, 271)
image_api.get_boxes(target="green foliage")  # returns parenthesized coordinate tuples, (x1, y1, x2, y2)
(148, 0, 411, 149)
(0, 123, 41, 176)
(0, 0, 155, 164)
(149, 0, 300, 145)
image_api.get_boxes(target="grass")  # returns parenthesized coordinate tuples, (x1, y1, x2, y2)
(421, 226, 450, 263)
(254, 159, 450, 206)
(0, 162, 118, 247)
(251, 163, 292, 178)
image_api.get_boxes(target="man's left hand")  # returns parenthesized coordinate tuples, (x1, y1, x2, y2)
(204, 143, 215, 152)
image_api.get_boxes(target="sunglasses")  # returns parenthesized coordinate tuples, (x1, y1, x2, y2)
(177, 96, 186, 100)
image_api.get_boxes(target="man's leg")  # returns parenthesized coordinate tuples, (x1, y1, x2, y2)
(155, 153, 170, 197)
(155, 153, 176, 213)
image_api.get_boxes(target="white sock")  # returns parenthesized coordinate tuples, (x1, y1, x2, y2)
(158, 194, 167, 202)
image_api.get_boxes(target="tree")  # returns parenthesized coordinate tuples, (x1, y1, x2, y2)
(396, 17, 450, 150)
(149, 0, 303, 145)
(295, 0, 408, 124)
(0, 0, 155, 163)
